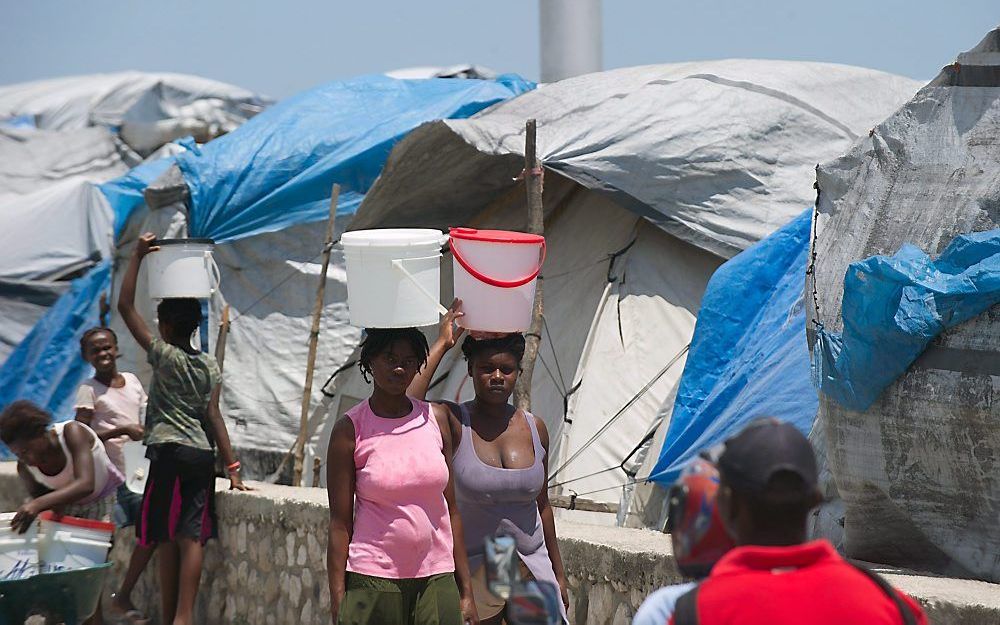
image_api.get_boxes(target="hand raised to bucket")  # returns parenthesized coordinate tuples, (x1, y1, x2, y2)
(438, 299, 466, 349)
(135, 232, 161, 258)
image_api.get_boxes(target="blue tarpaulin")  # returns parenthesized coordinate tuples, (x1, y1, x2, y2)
(649, 209, 817, 485)
(0, 73, 534, 458)
(0, 261, 111, 458)
(98, 138, 194, 238)
(812, 228, 1000, 411)
(178, 74, 534, 243)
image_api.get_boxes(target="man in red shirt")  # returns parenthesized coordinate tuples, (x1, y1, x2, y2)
(670, 419, 927, 625)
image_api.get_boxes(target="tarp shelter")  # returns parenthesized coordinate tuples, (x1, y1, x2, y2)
(319, 60, 921, 502)
(0, 73, 270, 363)
(643, 208, 818, 498)
(808, 27, 1000, 581)
(100, 74, 534, 476)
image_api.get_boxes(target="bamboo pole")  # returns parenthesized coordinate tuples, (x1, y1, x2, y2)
(292, 184, 340, 486)
(514, 119, 545, 411)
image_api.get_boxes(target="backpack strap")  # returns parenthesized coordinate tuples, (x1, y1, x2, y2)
(849, 562, 918, 625)
(672, 583, 700, 625)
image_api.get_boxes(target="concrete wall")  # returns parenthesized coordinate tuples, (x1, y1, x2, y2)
(3, 462, 999, 624)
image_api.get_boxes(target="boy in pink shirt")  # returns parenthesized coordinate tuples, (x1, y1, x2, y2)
(75, 326, 153, 624)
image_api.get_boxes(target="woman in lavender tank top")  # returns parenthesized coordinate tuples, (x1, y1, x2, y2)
(410, 308, 570, 624)
(326, 327, 478, 625)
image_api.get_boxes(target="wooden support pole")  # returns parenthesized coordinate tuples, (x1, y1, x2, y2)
(549, 494, 619, 514)
(293, 184, 340, 486)
(514, 119, 545, 412)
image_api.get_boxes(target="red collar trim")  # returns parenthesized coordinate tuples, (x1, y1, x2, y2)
(710, 539, 840, 577)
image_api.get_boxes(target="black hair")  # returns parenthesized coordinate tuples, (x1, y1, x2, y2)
(727, 470, 817, 535)
(357, 328, 430, 384)
(79, 326, 118, 355)
(0, 400, 52, 445)
(460, 333, 526, 365)
(157, 298, 202, 338)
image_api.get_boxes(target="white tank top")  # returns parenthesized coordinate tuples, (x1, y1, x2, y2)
(25, 421, 123, 503)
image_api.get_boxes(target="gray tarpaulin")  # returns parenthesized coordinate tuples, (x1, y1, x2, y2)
(334, 60, 920, 502)
(0, 71, 268, 138)
(810, 27, 1000, 581)
(0, 126, 129, 194)
(0, 72, 270, 365)
(356, 60, 920, 259)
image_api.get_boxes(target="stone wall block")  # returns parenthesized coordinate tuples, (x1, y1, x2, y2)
(307, 532, 323, 566)
(285, 532, 296, 565)
(237, 520, 248, 553)
(265, 571, 280, 604)
(586, 582, 614, 625)
(612, 602, 632, 625)
(289, 573, 303, 608)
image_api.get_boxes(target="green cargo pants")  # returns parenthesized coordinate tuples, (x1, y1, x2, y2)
(337, 571, 463, 625)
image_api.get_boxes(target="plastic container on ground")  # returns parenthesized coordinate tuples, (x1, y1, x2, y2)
(449, 228, 546, 332)
(0, 512, 39, 581)
(122, 441, 150, 494)
(341, 229, 447, 328)
(37, 513, 113, 573)
(145, 238, 220, 299)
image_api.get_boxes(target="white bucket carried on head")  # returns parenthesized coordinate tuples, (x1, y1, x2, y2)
(449, 228, 546, 332)
(341, 229, 448, 328)
(37, 512, 113, 573)
(146, 238, 221, 299)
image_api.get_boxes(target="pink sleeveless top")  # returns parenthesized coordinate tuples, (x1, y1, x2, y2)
(346, 398, 455, 579)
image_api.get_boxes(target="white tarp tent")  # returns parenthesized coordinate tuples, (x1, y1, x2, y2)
(0, 72, 270, 361)
(318, 60, 922, 501)
(0, 71, 267, 151)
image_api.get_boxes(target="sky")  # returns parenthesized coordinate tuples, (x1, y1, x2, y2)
(1, 1, 997, 99)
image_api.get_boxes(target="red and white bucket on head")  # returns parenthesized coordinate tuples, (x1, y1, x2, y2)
(449, 228, 546, 332)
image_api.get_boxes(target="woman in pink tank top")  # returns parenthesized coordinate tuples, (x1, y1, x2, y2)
(326, 327, 477, 625)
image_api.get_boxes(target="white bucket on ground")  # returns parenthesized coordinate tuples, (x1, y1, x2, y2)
(0, 512, 39, 580)
(450, 228, 546, 332)
(341, 229, 447, 328)
(37, 512, 113, 572)
(122, 441, 150, 494)
(146, 238, 220, 299)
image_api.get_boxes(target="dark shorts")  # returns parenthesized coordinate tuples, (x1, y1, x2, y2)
(136, 443, 217, 546)
(338, 572, 462, 625)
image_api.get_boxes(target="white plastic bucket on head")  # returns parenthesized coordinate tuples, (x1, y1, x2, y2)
(146, 238, 220, 299)
(122, 441, 150, 494)
(449, 228, 546, 332)
(0, 512, 39, 580)
(341, 229, 448, 328)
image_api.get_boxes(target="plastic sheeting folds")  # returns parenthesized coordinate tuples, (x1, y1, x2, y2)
(0, 261, 111, 458)
(813, 229, 1000, 412)
(649, 209, 818, 485)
